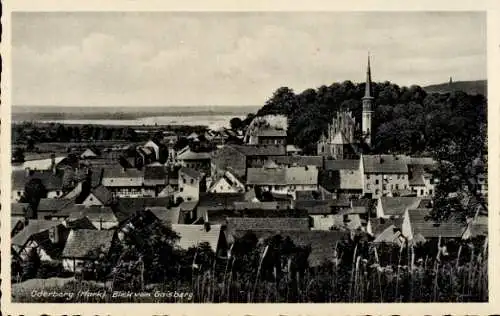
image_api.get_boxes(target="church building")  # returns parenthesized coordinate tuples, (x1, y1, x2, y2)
(317, 54, 374, 159)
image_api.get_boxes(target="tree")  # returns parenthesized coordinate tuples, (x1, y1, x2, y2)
(22, 247, 41, 280)
(20, 178, 48, 216)
(12, 147, 25, 163)
(229, 117, 243, 131)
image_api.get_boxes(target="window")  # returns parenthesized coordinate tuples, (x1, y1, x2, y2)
(375, 179, 379, 185)
(56, 191, 60, 196)
(367, 175, 370, 180)
(89, 197, 93, 201)
(395, 184, 399, 190)
(429, 189, 433, 195)
(375, 189, 380, 195)
(17, 191, 21, 196)
(367, 184, 371, 190)
(420, 189, 424, 196)
(190, 179, 194, 184)
(180, 188, 184, 192)
(382, 184, 387, 190)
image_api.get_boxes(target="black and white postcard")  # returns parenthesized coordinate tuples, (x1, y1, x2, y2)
(1, 1, 498, 315)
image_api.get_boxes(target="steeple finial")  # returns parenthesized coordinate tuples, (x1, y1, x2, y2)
(364, 52, 372, 98)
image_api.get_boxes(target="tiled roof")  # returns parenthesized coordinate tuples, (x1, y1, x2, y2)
(62, 229, 115, 259)
(231, 230, 351, 267)
(12, 220, 62, 246)
(256, 128, 287, 137)
(144, 165, 167, 181)
(294, 199, 350, 215)
(180, 167, 203, 179)
(226, 217, 310, 232)
(91, 185, 114, 205)
(380, 197, 422, 217)
(147, 206, 181, 225)
(362, 155, 408, 174)
(12, 170, 64, 191)
(69, 206, 118, 224)
(247, 166, 318, 186)
(369, 217, 403, 236)
(37, 199, 74, 213)
(171, 224, 222, 252)
(102, 167, 143, 187)
(232, 144, 286, 157)
(373, 225, 404, 246)
(324, 159, 359, 171)
(11, 203, 29, 217)
(177, 150, 212, 161)
(233, 201, 283, 211)
(407, 209, 466, 238)
(198, 193, 245, 211)
(285, 166, 318, 185)
(113, 197, 171, 222)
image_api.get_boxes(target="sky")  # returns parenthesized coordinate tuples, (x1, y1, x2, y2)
(12, 12, 486, 107)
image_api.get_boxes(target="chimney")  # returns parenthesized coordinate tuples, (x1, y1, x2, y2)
(204, 222, 211, 232)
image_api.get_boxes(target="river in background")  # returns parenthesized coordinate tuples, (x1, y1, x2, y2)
(36, 114, 244, 130)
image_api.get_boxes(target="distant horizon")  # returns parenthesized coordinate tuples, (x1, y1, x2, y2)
(11, 78, 487, 109)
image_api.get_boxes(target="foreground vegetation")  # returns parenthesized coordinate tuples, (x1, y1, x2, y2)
(13, 243, 488, 303)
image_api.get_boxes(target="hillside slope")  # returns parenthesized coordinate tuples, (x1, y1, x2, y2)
(423, 80, 486, 96)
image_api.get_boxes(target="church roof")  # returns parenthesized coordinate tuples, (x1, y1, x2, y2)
(331, 131, 351, 145)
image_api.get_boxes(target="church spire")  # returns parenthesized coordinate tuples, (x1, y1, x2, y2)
(363, 52, 373, 99)
(362, 52, 373, 147)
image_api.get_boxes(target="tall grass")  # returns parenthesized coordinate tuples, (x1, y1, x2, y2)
(12, 240, 488, 303)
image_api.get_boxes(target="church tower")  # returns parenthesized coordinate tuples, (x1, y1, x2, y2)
(362, 53, 373, 147)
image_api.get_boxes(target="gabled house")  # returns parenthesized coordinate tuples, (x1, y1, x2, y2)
(320, 159, 363, 199)
(196, 193, 246, 223)
(80, 148, 99, 159)
(171, 224, 227, 258)
(361, 155, 410, 198)
(101, 167, 144, 198)
(408, 164, 436, 197)
(250, 127, 287, 146)
(376, 196, 422, 219)
(36, 198, 75, 220)
(247, 164, 318, 199)
(177, 167, 206, 202)
(146, 206, 181, 226)
(177, 149, 212, 176)
(12, 169, 65, 202)
(82, 185, 114, 206)
(12, 220, 69, 262)
(208, 170, 245, 194)
(402, 208, 467, 243)
(62, 229, 116, 273)
(112, 196, 172, 224)
(68, 205, 119, 230)
(143, 163, 168, 197)
(367, 217, 404, 246)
